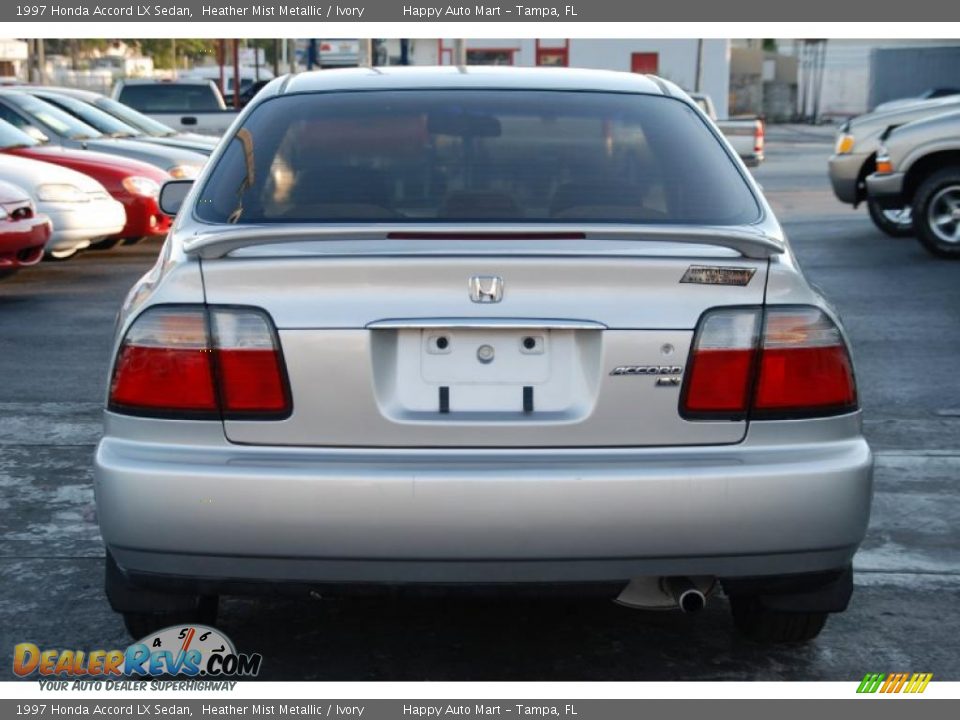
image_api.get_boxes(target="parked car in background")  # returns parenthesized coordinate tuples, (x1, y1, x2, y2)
(866, 109, 960, 259)
(873, 88, 960, 114)
(0, 179, 51, 279)
(0, 91, 206, 179)
(99, 67, 871, 644)
(689, 92, 764, 167)
(0, 120, 172, 249)
(16, 86, 218, 155)
(180, 65, 275, 99)
(112, 79, 240, 136)
(828, 95, 960, 236)
(0, 152, 125, 259)
(18, 87, 218, 157)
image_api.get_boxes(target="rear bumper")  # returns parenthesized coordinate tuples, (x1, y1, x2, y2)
(865, 171, 906, 209)
(96, 414, 873, 585)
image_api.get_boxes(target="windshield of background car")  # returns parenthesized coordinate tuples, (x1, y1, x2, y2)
(118, 84, 225, 112)
(95, 97, 177, 135)
(194, 90, 761, 225)
(38, 94, 142, 136)
(0, 94, 103, 139)
(0, 119, 40, 148)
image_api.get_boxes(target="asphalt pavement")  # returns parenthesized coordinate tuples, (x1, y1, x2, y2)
(1, 127, 958, 681)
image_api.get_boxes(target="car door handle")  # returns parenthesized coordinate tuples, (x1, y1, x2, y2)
(181, 116, 198, 126)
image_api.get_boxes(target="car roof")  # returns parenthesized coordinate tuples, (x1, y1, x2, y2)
(279, 66, 671, 96)
(117, 78, 216, 86)
(14, 86, 102, 101)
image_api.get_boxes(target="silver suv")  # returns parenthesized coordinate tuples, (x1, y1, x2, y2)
(866, 109, 960, 259)
(96, 67, 873, 644)
(828, 95, 960, 236)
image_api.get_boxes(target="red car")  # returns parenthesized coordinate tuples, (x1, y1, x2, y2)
(0, 179, 51, 279)
(0, 119, 172, 249)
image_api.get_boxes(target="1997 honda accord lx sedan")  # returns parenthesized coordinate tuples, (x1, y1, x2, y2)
(96, 67, 873, 644)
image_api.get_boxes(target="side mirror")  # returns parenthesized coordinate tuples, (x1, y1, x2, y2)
(158, 180, 193, 216)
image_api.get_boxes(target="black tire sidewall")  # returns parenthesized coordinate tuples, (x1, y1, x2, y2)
(913, 168, 960, 259)
(867, 198, 913, 238)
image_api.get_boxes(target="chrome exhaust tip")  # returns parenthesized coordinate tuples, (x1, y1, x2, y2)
(663, 577, 707, 614)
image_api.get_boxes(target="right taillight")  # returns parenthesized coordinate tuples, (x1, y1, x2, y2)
(109, 305, 291, 420)
(681, 306, 857, 420)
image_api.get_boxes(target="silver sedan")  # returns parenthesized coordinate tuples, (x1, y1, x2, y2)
(95, 67, 873, 644)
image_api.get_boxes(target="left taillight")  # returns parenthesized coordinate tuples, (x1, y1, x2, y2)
(108, 305, 291, 420)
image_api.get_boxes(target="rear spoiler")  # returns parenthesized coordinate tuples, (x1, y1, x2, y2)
(181, 224, 785, 260)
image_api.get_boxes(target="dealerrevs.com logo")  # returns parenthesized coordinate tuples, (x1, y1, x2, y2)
(13, 625, 262, 679)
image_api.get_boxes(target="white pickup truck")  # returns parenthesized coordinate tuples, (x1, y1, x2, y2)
(690, 92, 765, 167)
(111, 79, 240, 137)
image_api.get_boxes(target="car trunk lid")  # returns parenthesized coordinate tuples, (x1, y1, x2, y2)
(200, 241, 768, 447)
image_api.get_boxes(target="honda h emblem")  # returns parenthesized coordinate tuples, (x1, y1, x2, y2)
(469, 276, 504, 303)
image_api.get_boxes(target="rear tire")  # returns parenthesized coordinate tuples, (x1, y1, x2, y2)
(867, 198, 913, 237)
(730, 596, 828, 643)
(912, 168, 960, 259)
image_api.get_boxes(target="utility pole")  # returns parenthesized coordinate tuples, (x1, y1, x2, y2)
(358, 39, 373, 66)
(694, 39, 704, 92)
(37, 39, 46, 84)
(171, 38, 177, 78)
(452, 39, 466, 65)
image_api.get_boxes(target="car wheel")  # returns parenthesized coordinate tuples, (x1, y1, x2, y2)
(122, 596, 220, 640)
(867, 198, 913, 237)
(88, 237, 124, 251)
(43, 248, 79, 261)
(913, 168, 960, 259)
(729, 596, 828, 643)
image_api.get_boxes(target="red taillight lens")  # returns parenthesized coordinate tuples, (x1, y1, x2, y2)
(109, 306, 290, 419)
(681, 306, 857, 420)
(753, 308, 857, 416)
(109, 308, 217, 415)
(212, 309, 290, 415)
(682, 309, 760, 415)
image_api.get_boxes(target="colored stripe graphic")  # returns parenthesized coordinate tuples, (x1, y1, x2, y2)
(857, 672, 932, 694)
(857, 673, 885, 693)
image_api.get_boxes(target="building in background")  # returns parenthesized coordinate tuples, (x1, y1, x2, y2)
(729, 40, 799, 121)
(404, 39, 731, 117)
(777, 39, 960, 119)
(0, 38, 28, 83)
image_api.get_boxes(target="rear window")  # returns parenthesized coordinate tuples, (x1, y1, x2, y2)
(194, 90, 760, 226)
(118, 84, 225, 112)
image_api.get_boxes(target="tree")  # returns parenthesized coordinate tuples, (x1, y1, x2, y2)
(125, 39, 218, 69)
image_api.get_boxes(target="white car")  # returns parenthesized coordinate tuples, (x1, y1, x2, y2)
(0, 153, 126, 259)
